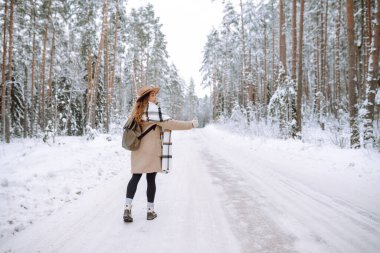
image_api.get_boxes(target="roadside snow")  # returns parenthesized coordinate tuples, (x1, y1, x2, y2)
(0, 135, 127, 239)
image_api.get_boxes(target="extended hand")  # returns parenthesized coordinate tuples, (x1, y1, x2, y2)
(192, 118, 199, 128)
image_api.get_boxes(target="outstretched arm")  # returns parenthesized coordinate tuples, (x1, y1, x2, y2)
(156, 119, 193, 131)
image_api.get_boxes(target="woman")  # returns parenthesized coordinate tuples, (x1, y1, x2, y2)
(123, 86, 198, 222)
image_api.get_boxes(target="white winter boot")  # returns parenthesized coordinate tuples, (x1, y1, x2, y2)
(147, 202, 157, 220)
(123, 204, 133, 222)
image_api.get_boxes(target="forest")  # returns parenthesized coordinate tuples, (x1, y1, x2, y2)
(0, 0, 379, 149)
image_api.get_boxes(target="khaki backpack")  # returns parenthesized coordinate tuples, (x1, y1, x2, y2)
(122, 117, 157, 151)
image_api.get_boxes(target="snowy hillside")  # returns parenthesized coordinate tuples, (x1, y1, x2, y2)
(0, 125, 379, 253)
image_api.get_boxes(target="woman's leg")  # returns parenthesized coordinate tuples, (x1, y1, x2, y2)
(126, 173, 142, 203)
(124, 174, 142, 222)
(146, 172, 157, 206)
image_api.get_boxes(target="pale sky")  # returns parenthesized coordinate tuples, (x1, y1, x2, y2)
(127, 0, 225, 98)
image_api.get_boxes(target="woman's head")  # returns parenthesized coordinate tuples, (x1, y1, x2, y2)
(131, 86, 160, 125)
(136, 86, 160, 102)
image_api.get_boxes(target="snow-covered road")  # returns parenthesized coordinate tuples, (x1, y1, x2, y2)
(0, 126, 379, 253)
(199, 126, 380, 253)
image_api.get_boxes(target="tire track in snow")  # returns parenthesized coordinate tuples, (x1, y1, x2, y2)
(198, 134, 297, 253)
(234, 148, 380, 252)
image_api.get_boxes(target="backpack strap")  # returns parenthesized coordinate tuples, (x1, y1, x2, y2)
(146, 103, 150, 121)
(137, 124, 157, 140)
(158, 106, 163, 122)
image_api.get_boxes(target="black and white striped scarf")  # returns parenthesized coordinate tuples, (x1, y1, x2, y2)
(142, 102, 172, 174)
(142, 102, 171, 122)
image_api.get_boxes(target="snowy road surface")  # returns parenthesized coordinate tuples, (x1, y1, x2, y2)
(0, 125, 379, 253)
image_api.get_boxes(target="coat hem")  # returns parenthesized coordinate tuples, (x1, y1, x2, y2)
(130, 169, 163, 174)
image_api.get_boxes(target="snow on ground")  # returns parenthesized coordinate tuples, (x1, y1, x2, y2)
(0, 135, 127, 239)
(0, 124, 379, 253)
(202, 124, 380, 252)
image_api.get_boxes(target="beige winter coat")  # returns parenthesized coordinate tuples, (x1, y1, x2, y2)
(130, 120, 193, 174)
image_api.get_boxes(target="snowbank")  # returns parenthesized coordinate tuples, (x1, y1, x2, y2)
(0, 135, 129, 239)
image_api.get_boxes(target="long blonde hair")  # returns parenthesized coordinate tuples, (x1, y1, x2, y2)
(131, 92, 151, 126)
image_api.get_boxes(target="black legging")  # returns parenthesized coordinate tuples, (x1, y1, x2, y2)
(126, 172, 157, 203)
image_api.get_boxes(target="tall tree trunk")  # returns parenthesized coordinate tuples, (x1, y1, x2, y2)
(324, 0, 329, 112)
(364, 0, 380, 147)
(89, 0, 109, 130)
(334, 0, 342, 117)
(5, 0, 14, 143)
(320, 0, 325, 103)
(363, 0, 372, 95)
(314, 36, 321, 115)
(212, 68, 216, 120)
(23, 64, 28, 138)
(291, 0, 297, 138)
(41, 28, 47, 130)
(222, 43, 227, 116)
(263, 20, 268, 109)
(296, 0, 305, 136)
(110, 8, 119, 119)
(240, 0, 247, 108)
(279, 0, 287, 72)
(278, 0, 287, 133)
(271, 0, 276, 94)
(30, 0, 37, 137)
(47, 27, 55, 123)
(291, 0, 297, 81)
(1, 0, 8, 142)
(346, 0, 360, 148)
(357, 0, 367, 102)
(104, 24, 109, 133)
(40, 0, 52, 130)
(86, 48, 92, 126)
